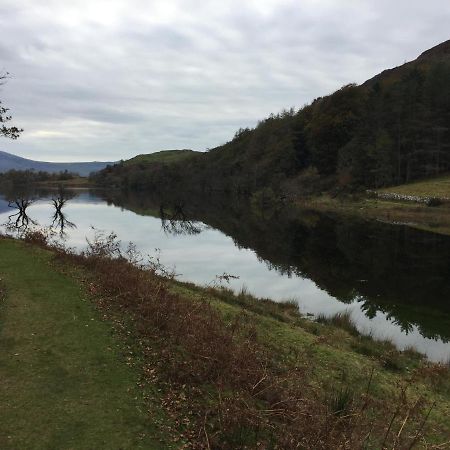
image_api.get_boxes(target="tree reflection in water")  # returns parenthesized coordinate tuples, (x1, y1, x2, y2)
(5, 198, 37, 233)
(159, 201, 204, 236)
(98, 190, 450, 344)
(50, 190, 76, 237)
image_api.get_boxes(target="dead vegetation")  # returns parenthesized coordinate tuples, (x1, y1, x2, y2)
(17, 229, 450, 448)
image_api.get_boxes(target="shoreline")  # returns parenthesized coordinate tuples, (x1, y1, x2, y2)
(1, 233, 450, 446)
(297, 194, 450, 236)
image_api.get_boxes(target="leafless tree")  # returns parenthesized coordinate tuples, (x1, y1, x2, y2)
(0, 73, 23, 140)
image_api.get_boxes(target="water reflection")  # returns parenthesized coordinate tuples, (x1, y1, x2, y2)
(160, 202, 205, 236)
(102, 191, 450, 351)
(1, 189, 77, 237)
(1, 187, 450, 362)
(50, 190, 77, 237)
(4, 198, 37, 233)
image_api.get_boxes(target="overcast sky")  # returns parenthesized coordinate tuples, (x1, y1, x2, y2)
(0, 0, 449, 162)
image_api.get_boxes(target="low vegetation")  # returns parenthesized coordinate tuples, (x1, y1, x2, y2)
(379, 173, 450, 201)
(2, 230, 449, 448)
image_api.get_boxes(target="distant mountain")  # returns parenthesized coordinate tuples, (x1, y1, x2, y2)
(0, 151, 115, 177)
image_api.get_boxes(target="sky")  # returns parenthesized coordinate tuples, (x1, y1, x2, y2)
(0, 0, 449, 162)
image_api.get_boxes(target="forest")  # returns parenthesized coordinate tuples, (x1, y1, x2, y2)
(92, 41, 450, 198)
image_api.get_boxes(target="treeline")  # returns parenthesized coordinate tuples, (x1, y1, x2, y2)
(92, 41, 450, 196)
(0, 169, 76, 188)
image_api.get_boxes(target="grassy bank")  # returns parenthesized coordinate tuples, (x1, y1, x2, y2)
(299, 174, 450, 236)
(1, 233, 450, 448)
(0, 238, 171, 449)
(379, 174, 450, 200)
(302, 194, 450, 236)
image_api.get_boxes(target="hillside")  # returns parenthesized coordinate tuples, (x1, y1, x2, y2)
(92, 40, 450, 196)
(92, 149, 199, 188)
(0, 151, 114, 177)
(123, 149, 197, 166)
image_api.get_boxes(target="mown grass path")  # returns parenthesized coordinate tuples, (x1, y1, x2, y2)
(0, 239, 163, 449)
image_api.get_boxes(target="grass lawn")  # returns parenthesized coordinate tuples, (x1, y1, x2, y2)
(0, 239, 167, 449)
(379, 173, 450, 199)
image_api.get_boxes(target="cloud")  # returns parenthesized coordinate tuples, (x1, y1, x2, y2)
(0, 0, 449, 161)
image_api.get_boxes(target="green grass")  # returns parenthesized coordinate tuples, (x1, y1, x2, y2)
(123, 150, 197, 167)
(0, 239, 168, 449)
(380, 173, 450, 199)
(2, 236, 450, 447)
(172, 282, 450, 442)
(303, 193, 450, 236)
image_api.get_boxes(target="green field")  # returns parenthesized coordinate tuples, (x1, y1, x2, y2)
(0, 239, 168, 449)
(380, 173, 450, 199)
(123, 149, 197, 167)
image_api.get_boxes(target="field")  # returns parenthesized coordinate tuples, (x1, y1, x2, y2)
(303, 174, 450, 236)
(379, 173, 450, 200)
(0, 239, 170, 449)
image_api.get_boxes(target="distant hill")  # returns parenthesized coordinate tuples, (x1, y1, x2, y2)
(93, 39, 450, 195)
(92, 149, 199, 188)
(0, 151, 115, 177)
(123, 149, 198, 167)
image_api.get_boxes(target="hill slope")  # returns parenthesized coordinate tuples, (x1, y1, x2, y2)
(93, 39, 450, 195)
(123, 149, 197, 167)
(0, 151, 115, 177)
(92, 149, 199, 188)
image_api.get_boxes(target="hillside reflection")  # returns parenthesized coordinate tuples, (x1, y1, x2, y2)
(100, 190, 450, 343)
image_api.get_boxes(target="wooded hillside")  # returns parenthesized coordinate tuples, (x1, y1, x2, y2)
(92, 40, 450, 196)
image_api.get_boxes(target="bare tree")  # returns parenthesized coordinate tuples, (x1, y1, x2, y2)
(0, 72, 23, 139)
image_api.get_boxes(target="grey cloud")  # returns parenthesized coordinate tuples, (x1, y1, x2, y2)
(0, 0, 449, 162)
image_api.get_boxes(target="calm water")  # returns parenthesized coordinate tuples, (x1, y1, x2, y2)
(1, 187, 450, 362)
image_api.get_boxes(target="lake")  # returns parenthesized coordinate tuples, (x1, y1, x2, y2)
(1, 187, 450, 362)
